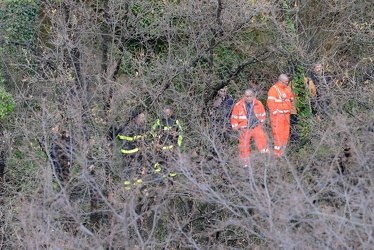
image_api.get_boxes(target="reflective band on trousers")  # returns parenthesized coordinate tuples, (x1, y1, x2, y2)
(121, 148, 139, 154)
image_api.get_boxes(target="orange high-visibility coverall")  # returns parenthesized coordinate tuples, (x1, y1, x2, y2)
(231, 98, 269, 165)
(267, 82, 295, 157)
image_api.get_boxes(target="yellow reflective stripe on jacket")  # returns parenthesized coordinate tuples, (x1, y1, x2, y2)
(176, 120, 183, 146)
(163, 119, 182, 131)
(152, 119, 183, 147)
(163, 126, 172, 130)
(118, 134, 143, 141)
(154, 162, 162, 172)
(120, 148, 139, 154)
(134, 179, 143, 185)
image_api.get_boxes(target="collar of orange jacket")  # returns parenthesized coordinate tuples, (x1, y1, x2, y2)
(238, 97, 260, 106)
(275, 81, 288, 89)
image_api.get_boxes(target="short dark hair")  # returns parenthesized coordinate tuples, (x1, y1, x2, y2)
(131, 109, 142, 119)
(219, 86, 228, 92)
(163, 105, 173, 111)
(314, 62, 322, 68)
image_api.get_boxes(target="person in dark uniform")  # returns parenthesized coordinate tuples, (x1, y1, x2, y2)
(50, 124, 73, 183)
(210, 86, 234, 144)
(308, 62, 333, 116)
(151, 106, 183, 178)
(117, 110, 148, 190)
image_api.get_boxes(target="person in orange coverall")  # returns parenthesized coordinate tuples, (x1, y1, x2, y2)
(231, 89, 269, 167)
(267, 74, 295, 158)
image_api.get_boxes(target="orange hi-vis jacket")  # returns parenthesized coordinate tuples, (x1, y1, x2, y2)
(267, 82, 295, 115)
(231, 98, 266, 130)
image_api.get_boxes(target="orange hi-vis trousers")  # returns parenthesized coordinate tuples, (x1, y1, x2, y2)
(239, 126, 268, 165)
(270, 113, 291, 157)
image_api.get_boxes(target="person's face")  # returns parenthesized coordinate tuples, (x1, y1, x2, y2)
(314, 65, 322, 73)
(164, 108, 172, 118)
(280, 78, 289, 86)
(136, 113, 146, 125)
(218, 89, 227, 97)
(52, 124, 60, 133)
(244, 91, 254, 104)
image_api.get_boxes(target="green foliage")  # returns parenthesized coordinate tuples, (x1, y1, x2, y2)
(131, 1, 165, 32)
(0, 83, 15, 120)
(0, 0, 40, 87)
(292, 65, 312, 138)
(0, 0, 40, 45)
(282, 0, 295, 33)
(215, 45, 242, 72)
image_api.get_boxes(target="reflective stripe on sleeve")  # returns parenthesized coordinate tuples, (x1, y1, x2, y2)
(268, 96, 287, 103)
(260, 148, 269, 153)
(272, 110, 290, 115)
(176, 120, 182, 131)
(178, 135, 183, 147)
